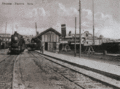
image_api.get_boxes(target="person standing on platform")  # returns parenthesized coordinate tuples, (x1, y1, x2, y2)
(39, 40, 42, 53)
(41, 43, 44, 54)
(39, 43, 41, 53)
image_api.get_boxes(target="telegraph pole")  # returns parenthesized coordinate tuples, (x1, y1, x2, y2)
(79, 0, 81, 57)
(93, 0, 95, 45)
(74, 17, 77, 57)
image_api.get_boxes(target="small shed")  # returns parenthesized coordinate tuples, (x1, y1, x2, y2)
(37, 28, 61, 52)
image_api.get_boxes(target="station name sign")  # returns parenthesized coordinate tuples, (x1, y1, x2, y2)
(2, 2, 33, 5)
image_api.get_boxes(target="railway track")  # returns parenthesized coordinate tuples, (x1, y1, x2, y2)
(0, 55, 18, 89)
(30, 51, 117, 89)
(12, 53, 25, 89)
(0, 55, 7, 59)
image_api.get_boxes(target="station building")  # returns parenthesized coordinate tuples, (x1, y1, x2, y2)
(37, 28, 61, 52)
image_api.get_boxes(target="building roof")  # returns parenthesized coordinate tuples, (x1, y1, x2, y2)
(0, 33, 11, 35)
(36, 27, 61, 38)
(86, 36, 99, 40)
(0, 33, 11, 37)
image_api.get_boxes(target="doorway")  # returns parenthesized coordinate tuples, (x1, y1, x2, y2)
(45, 42, 48, 50)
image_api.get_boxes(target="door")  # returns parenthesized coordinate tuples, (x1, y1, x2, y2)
(45, 42, 48, 50)
(53, 42, 56, 50)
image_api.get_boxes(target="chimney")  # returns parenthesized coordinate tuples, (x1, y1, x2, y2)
(61, 24, 66, 38)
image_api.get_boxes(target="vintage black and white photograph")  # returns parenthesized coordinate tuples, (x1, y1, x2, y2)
(0, 0, 120, 89)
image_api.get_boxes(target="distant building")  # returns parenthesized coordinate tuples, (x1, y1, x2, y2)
(83, 36, 102, 46)
(0, 33, 11, 42)
(60, 31, 102, 46)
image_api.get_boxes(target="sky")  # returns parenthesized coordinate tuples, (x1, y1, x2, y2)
(0, 0, 120, 39)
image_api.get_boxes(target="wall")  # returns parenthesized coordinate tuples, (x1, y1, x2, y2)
(42, 31, 59, 43)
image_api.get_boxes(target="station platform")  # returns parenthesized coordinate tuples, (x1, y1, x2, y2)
(36, 50, 120, 88)
(37, 51, 120, 76)
(58, 51, 120, 66)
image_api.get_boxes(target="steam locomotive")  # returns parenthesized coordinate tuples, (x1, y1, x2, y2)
(27, 37, 41, 51)
(9, 31, 25, 53)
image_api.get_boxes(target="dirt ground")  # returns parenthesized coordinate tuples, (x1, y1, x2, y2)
(16, 51, 81, 89)
(0, 50, 115, 89)
(13, 51, 113, 89)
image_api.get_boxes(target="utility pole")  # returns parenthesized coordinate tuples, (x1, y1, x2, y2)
(5, 22, 7, 41)
(93, 0, 95, 45)
(74, 17, 77, 57)
(4, 22, 7, 50)
(79, 0, 81, 57)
